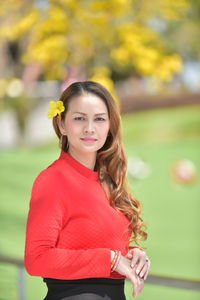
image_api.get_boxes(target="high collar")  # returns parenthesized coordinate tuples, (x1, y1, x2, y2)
(59, 150, 98, 181)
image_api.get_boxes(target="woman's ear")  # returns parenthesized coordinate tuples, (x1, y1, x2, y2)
(57, 116, 67, 135)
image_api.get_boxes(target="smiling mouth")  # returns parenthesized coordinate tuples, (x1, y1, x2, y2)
(81, 138, 97, 142)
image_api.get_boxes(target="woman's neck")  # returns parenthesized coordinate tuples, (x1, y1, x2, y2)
(67, 148, 97, 171)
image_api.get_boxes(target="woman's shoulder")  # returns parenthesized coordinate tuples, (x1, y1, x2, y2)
(32, 158, 62, 190)
(29, 159, 68, 207)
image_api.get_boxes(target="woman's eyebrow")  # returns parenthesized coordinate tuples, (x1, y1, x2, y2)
(72, 112, 107, 116)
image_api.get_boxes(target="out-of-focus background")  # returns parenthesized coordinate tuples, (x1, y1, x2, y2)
(0, 1, 199, 299)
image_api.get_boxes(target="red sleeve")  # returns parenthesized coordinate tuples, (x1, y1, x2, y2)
(128, 247, 135, 250)
(128, 246, 143, 251)
(24, 170, 111, 279)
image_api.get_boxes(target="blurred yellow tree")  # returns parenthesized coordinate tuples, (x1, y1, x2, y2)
(0, 0, 189, 83)
(162, 0, 200, 61)
(0, 0, 193, 143)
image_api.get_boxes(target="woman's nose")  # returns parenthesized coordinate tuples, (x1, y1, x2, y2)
(84, 121, 95, 134)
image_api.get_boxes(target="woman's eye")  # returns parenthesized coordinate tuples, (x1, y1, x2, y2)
(74, 117, 84, 121)
(74, 117, 106, 121)
(95, 117, 105, 121)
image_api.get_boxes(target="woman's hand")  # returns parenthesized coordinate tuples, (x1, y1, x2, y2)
(126, 247, 150, 281)
(113, 254, 144, 298)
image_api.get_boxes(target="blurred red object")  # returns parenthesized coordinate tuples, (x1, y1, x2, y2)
(170, 159, 197, 185)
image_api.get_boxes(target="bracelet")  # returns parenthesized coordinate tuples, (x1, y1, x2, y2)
(111, 251, 121, 272)
(111, 250, 118, 270)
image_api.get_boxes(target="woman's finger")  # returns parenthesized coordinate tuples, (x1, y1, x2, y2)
(135, 255, 149, 276)
(130, 251, 140, 269)
(130, 267, 145, 297)
(143, 259, 151, 280)
(138, 261, 148, 279)
(130, 274, 139, 298)
(129, 248, 146, 270)
(137, 275, 144, 293)
(126, 252, 132, 259)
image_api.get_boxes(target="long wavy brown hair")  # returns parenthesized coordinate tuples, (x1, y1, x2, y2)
(53, 81, 147, 248)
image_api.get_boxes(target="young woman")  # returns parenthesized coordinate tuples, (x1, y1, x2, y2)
(24, 81, 150, 300)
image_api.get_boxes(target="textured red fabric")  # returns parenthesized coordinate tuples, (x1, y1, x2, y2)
(24, 150, 132, 280)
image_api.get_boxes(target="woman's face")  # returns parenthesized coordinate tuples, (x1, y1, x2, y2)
(58, 93, 110, 156)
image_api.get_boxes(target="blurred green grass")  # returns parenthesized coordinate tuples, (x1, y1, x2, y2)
(122, 105, 200, 281)
(0, 104, 200, 300)
(124, 281, 200, 300)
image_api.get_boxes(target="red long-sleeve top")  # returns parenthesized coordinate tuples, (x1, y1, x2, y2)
(24, 150, 132, 280)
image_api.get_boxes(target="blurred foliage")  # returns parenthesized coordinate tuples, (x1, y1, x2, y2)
(0, 78, 33, 142)
(0, 0, 199, 143)
(90, 66, 120, 107)
(0, 0, 192, 82)
(162, 0, 200, 60)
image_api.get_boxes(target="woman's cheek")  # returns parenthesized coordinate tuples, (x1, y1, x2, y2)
(95, 120, 110, 135)
(65, 119, 80, 135)
(103, 122, 110, 137)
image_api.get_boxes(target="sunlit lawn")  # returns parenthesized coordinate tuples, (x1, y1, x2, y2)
(0, 104, 199, 300)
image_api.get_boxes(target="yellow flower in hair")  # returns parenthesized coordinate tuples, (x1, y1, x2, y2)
(47, 100, 65, 119)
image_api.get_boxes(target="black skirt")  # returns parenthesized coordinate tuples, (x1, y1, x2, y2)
(43, 277, 126, 300)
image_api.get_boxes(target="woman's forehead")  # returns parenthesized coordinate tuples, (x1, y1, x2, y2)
(68, 94, 108, 114)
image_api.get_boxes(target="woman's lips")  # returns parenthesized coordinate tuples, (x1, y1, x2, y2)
(81, 138, 97, 143)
